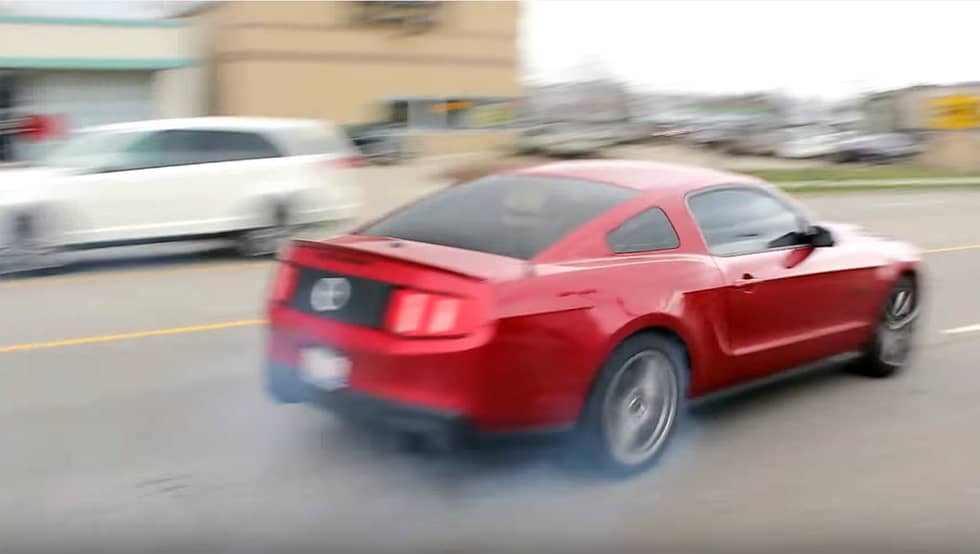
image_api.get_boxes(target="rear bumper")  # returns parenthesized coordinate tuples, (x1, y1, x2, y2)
(266, 361, 566, 448)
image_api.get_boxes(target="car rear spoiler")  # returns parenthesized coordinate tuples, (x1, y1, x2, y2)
(288, 238, 497, 281)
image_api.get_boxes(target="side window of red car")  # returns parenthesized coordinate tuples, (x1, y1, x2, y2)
(607, 207, 679, 254)
(688, 187, 806, 256)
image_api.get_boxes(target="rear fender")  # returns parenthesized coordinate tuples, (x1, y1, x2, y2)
(603, 314, 701, 383)
(601, 288, 732, 398)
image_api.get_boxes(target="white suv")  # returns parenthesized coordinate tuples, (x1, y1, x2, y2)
(0, 117, 363, 272)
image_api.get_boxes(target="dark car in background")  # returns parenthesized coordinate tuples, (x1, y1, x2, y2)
(345, 123, 407, 165)
(834, 133, 921, 164)
(687, 117, 750, 150)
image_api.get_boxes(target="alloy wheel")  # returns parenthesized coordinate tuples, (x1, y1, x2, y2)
(877, 283, 917, 366)
(600, 350, 680, 467)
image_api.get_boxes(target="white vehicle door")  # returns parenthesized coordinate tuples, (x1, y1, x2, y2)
(166, 129, 288, 234)
(61, 129, 206, 244)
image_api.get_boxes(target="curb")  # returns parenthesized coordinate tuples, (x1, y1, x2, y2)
(774, 177, 980, 192)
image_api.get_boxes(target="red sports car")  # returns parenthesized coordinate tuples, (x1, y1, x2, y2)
(265, 160, 921, 475)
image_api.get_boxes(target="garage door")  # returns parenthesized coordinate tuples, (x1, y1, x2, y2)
(15, 70, 154, 160)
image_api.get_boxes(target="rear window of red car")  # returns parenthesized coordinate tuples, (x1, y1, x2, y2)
(359, 175, 639, 259)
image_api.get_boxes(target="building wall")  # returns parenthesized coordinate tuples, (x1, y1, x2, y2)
(0, 17, 198, 69)
(207, 1, 521, 154)
(152, 65, 208, 119)
(0, 16, 206, 121)
(0, 16, 207, 160)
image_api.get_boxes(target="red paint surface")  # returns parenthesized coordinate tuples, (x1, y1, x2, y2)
(266, 162, 921, 432)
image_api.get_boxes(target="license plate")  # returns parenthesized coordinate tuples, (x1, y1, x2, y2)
(300, 348, 351, 390)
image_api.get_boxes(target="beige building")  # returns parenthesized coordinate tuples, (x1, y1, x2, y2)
(204, 1, 522, 155)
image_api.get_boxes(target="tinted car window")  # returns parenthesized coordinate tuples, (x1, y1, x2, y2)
(46, 130, 145, 170)
(122, 129, 198, 170)
(360, 175, 639, 260)
(607, 208, 679, 253)
(119, 129, 281, 170)
(198, 130, 281, 163)
(688, 187, 805, 256)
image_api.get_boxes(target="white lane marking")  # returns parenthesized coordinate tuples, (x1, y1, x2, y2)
(876, 200, 947, 208)
(942, 324, 980, 335)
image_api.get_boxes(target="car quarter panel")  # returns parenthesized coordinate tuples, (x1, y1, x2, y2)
(516, 188, 741, 401)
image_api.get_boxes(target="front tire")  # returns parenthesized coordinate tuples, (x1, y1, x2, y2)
(574, 333, 688, 476)
(851, 275, 919, 378)
(0, 211, 63, 277)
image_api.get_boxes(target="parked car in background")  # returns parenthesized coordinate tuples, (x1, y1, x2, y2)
(513, 122, 564, 155)
(776, 125, 849, 159)
(0, 117, 362, 274)
(687, 118, 747, 150)
(726, 122, 783, 156)
(538, 123, 608, 158)
(833, 133, 921, 164)
(346, 123, 406, 165)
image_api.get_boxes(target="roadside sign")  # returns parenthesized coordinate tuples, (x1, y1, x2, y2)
(464, 103, 512, 128)
(928, 95, 980, 130)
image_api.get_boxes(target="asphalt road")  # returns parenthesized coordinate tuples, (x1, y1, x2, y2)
(2, 185, 980, 553)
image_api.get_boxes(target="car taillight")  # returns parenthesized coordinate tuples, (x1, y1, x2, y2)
(384, 289, 479, 337)
(270, 263, 299, 304)
(322, 155, 363, 171)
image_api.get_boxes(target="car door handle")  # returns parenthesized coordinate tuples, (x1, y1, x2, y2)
(734, 273, 757, 292)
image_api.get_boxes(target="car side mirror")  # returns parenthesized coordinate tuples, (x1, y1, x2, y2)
(804, 225, 835, 247)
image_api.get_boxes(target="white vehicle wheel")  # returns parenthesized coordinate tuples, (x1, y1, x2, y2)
(236, 206, 293, 258)
(0, 212, 62, 277)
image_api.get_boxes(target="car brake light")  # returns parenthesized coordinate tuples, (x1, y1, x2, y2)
(321, 156, 363, 171)
(270, 263, 299, 304)
(385, 289, 477, 337)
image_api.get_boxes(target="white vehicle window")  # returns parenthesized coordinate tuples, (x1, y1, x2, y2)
(44, 130, 144, 170)
(112, 129, 283, 171)
(120, 130, 198, 170)
(197, 130, 282, 163)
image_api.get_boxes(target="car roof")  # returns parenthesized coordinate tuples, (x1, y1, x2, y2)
(508, 160, 763, 193)
(82, 116, 336, 134)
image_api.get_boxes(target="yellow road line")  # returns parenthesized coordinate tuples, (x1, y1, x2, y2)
(0, 319, 267, 354)
(924, 243, 980, 254)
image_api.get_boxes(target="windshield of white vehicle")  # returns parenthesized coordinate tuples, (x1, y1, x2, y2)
(44, 130, 141, 169)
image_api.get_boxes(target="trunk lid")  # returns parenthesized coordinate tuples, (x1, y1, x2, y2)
(274, 235, 526, 337)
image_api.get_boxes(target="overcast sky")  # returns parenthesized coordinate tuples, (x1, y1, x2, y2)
(523, 0, 980, 98)
(4, 1, 980, 99)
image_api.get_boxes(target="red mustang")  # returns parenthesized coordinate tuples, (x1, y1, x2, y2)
(265, 161, 921, 475)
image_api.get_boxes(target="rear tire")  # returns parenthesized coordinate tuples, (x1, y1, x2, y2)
(572, 333, 688, 477)
(236, 204, 292, 258)
(850, 275, 919, 378)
